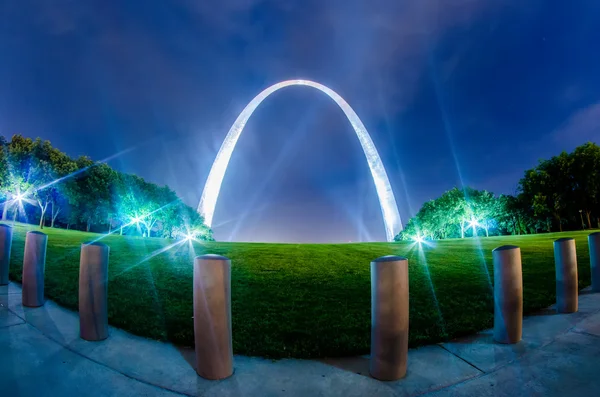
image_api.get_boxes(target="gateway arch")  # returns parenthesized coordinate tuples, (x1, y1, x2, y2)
(197, 80, 402, 242)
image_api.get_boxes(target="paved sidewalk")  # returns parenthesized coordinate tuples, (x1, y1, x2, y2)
(2, 283, 599, 397)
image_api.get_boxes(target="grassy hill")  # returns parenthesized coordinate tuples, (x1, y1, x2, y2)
(5, 222, 594, 358)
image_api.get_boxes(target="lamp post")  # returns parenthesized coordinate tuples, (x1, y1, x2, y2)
(579, 210, 585, 230)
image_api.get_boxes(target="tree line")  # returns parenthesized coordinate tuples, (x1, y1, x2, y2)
(396, 142, 600, 241)
(0, 135, 213, 240)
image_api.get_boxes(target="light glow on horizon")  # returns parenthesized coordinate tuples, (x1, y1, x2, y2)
(197, 79, 402, 242)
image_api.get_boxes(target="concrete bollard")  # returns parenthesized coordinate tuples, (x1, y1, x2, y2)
(22, 231, 48, 307)
(193, 254, 233, 380)
(79, 242, 110, 341)
(0, 224, 13, 285)
(492, 245, 523, 344)
(588, 232, 600, 292)
(370, 255, 409, 381)
(554, 238, 578, 313)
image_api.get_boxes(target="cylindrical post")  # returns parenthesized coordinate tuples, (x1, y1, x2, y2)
(194, 254, 233, 380)
(22, 231, 48, 307)
(79, 242, 110, 341)
(588, 232, 600, 292)
(493, 245, 523, 344)
(370, 255, 409, 381)
(554, 238, 578, 313)
(0, 224, 13, 285)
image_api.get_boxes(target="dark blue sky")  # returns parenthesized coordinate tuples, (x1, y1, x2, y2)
(1, 1, 599, 242)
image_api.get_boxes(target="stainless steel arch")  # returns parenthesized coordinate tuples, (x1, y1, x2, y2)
(198, 79, 402, 241)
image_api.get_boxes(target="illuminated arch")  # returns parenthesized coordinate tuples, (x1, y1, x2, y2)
(198, 80, 402, 241)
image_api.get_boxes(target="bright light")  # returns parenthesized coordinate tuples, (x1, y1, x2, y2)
(132, 217, 141, 224)
(414, 234, 425, 244)
(184, 234, 193, 241)
(15, 193, 24, 202)
(468, 218, 479, 228)
(197, 79, 402, 242)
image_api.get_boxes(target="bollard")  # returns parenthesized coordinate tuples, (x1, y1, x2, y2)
(588, 232, 600, 292)
(0, 224, 13, 285)
(554, 238, 578, 313)
(79, 242, 110, 341)
(370, 255, 409, 381)
(22, 231, 48, 307)
(492, 245, 523, 344)
(194, 254, 233, 380)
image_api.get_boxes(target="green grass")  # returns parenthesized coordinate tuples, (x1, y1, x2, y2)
(5, 222, 593, 358)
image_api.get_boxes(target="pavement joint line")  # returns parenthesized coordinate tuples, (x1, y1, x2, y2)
(570, 329, 600, 339)
(0, 321, 26, 329)
(436, 343, 486, 374)
(7, 307, 195, 397)
(6, 306, 26, 322)
(409, 365, 482, 397)
(3, 279, 600, 396)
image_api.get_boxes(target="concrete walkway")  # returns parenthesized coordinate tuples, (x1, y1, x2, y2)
(2, 283, 600, 397)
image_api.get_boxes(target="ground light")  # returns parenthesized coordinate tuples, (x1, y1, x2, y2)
(468, 218, 479, 229)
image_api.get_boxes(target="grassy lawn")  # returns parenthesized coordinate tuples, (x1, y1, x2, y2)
(5, 222, 594, 358)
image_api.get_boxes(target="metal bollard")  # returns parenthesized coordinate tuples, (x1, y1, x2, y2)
(194, 254, 233, 380)
(492, 245, 523, 344)
(79, 242, 110, 341)
(588, 232, 600, 292)
(370, 255, 409, 381)
(0, 224, 13, 285)
(22, 231, 48, 307)
(554, 238, 578, 313)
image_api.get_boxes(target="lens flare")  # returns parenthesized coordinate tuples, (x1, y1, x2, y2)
(197, 79, 402, 242)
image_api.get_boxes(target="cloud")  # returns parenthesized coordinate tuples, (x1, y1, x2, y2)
(175, 0, 512, 113)
(553, 102, 600, 147)
(8, 0, 514, 119)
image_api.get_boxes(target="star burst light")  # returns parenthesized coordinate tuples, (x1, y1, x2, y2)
(468, 218, 480, 229)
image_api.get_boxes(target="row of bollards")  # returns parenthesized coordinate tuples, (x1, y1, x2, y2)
(492, 236, 589, 344)
(0, 225, 110, 342)
(194, 235, 600, 381)
(1, 224, 600, 382)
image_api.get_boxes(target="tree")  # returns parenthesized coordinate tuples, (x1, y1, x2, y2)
(0, 134, 213, 238)
(470, 189, 497, 237)
(520, 151, 576, 232)
(1, 135, 35, 220)
(570, 142, 600, 228)
(495, 194, 534, 235)
(29, 139, 61, 228)
(68, 157, 117, 232)
(0, 136, 9, 199)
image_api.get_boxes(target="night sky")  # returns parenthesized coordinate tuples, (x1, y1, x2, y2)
(1, 1, 599, 242)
